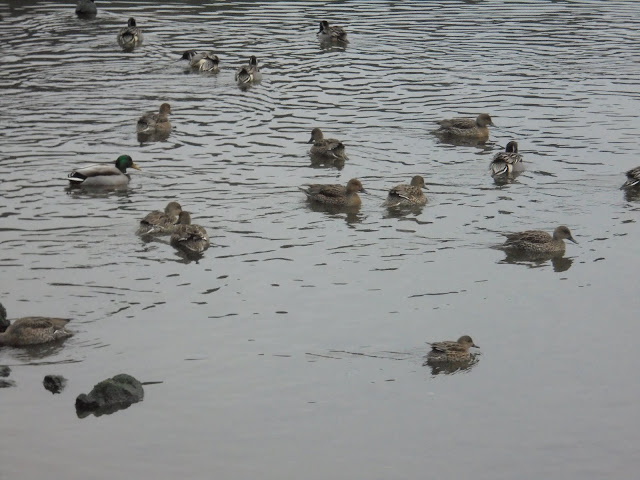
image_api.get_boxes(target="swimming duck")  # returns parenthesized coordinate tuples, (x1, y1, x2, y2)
(317, 20, 348, 43)
(621, 166, 640, 189)
(117, 18, 142, 50)
(0, 313, 73, 347)
(383, 175, 427, 207)
(67, 155, 141, 187)
(181, 50, 220, 72)
(235, 56, 262, 85)
(490, 141, 523, 176)
(299, 178, 365, 208)
(137, 202, 183, 235)
(308, 128, 349, 162)
(170, 211, 210, 254)
(435, 113, 494, 142)
(501, 226, 577, 254)
(425, 335, 479, 363)
(75, 0, 97, 17)
(137, 103, 171, 135)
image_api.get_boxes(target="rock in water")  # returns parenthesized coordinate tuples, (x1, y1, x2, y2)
(75, 373, 144, 417)
(43, 374, 67, 394)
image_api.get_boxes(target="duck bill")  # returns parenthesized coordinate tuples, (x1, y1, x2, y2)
(307, 138, 314, 144)
(131, 163, 142, 171)
(568, 237, 578, 244)
(360, 188, 368, 194)
(472, 344, 480, 348)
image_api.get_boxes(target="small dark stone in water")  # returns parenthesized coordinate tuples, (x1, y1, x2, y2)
(0, 379, 16, 388)
(0, 366, 10, 377)
(75, 373, 144, 417)
(43, 374, 67, 394)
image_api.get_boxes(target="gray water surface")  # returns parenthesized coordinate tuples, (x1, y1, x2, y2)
(1, 1, 640, 479)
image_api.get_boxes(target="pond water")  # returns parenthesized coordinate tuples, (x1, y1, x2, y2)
(1, 1, 639, 478)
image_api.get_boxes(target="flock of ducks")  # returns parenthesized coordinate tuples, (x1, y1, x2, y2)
(4, 1, 638, 364)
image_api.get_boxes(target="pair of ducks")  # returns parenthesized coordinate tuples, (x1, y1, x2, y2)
(180, 51, 262, 85)
(138, 202, 210, 254)
(0, 302, 72, 347)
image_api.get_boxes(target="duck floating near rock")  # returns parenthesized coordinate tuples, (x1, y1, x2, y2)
(67, 155, 141, 188)
(383, 175, 427, 207)
(317, 20, 348, 44)
(0, 303, 73, 347)
(118, 17, 142, 51)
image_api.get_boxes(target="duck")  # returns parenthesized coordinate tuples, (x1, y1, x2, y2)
(425, 335, 479, 363)
(621, 166, 640, 189)
(490, 141, 523, 176)
(180, 50, 220, 72)
(75, 0, 97, 17)
(435, 113, 494, 142)
(67, 155, 141, 187)
(308, 128, 349, 162)
(317, 20, 348, 43)
(137, 202, 183, 235)
(170, 211, 210, 254)
(117, 18, 142, 50)
(383, 175, 427, 207)
(235, 56, 262, 85)
(501, 226, 577, 254)
(299, 178, 365, 208)
(0, 304, 73, 347)
(137, 103, 171, 136)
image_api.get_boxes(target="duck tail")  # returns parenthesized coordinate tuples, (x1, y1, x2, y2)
(67, 171, 86, 183)
(621, 178, 640, 189)
(490, 161, 508, 176)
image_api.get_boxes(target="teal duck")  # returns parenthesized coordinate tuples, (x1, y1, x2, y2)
(118, 18, 142, 50)
(621, 166, 640, 189)
(435, 113, 494, 142)
(170, 211, 210, 254)
(317, 20, 348, 43)
(181, 50, 220, 72)
(490, 141, 523, 176)
(0, 316, 72, 347)
(300, 178, 365, 207)
(308, 128, 349, 162)
(383, 175, 427, 207)
(425, 335, 479, 363)
(137, 202, 183, 235)
(67, 155, 141, 187)
(501, 226, 577, 254)
(137, 103, 171, 135)
(235, 56, 262, 85)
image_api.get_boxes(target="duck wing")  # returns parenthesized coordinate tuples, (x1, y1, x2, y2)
(505, 230, 552, 245)
(67, 164, 122, 182)
(438, 117, 475, 130)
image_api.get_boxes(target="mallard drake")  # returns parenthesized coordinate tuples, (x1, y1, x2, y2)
(117, 18, 142, 50)
(621, 166, 640, 189)
(425, 335, 479, 363)
(0, 315, 73, 347)
(170, 211, 210, 254)
(308, 128, 349, 162)
(235, 56, 262, 85)
(317, 20, 348, 43)
(180, 50, 220, 72)
(137, 202, 183, 235)
(75, 0, 97, 17)
(501, 226, 577, 254)
(299, 178, 365, 208)
(137, 103, 171, 135)
(383, 175, 427, 207)
(490, 141, 523, 176)
(435, 113, 494, 142)
(67, 155, 141, 187)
